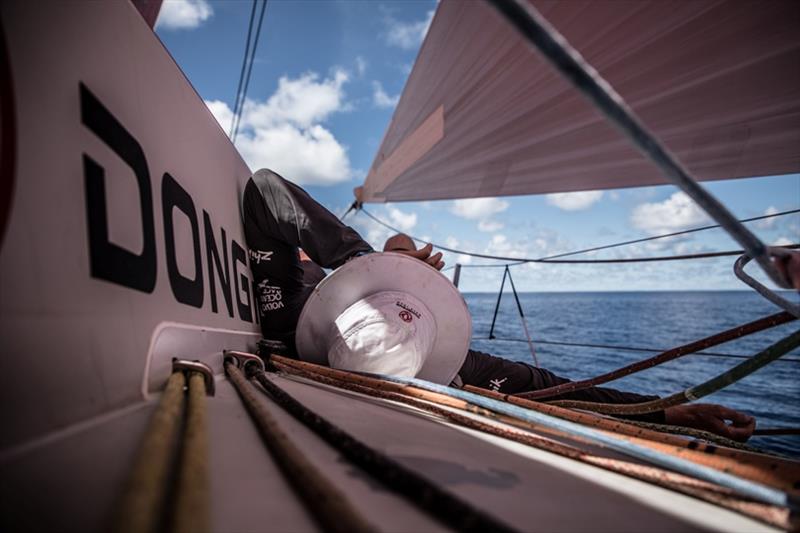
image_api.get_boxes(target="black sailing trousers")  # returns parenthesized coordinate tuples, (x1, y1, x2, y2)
(242, 169, 664, 421)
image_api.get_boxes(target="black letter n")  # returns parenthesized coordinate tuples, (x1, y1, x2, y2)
(80, 83, 156, 293)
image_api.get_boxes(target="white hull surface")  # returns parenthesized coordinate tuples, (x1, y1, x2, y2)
(0, 2, 786, 531)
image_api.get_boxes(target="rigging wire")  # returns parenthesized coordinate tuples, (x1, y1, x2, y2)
(229, 0, 258, 137)
(231, 0, 268, 143)
(360, 206, 799, 264)
(483, 337, 800, 363)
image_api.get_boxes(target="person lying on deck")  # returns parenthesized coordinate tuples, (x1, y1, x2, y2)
(242, 168, 756, 442)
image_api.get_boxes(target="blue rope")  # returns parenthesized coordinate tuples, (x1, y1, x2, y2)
(367, 373, 795, 509)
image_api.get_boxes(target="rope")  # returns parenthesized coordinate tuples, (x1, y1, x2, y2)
(371, 374, 795, 508)
(225, 362, 376, 533)
(113, 372, 186, 533)
(484, 336, 800, 363)
(250, 364, 518, 533)
(172, 372, 210, 533)
(269, 356, 799, 493)
(517, 311, 797, 400)
(360, 207, 800, 264)
(549, 329, 800, 415)
(484, 0, 792, 289)
(271, 359, 791, 529)
(231, 0, 268, 142)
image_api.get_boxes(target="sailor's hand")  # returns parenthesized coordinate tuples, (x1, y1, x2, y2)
(773, 249, 800, 290)
(395, 243, 445, 271)
(664, 404, 755, 442)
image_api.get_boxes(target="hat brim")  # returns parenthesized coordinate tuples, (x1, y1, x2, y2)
(295, 252, 472, 384)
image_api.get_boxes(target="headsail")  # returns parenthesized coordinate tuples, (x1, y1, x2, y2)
(361, 0, 800, 203)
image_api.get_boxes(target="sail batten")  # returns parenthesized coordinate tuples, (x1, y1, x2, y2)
(362, 0, 800, 203)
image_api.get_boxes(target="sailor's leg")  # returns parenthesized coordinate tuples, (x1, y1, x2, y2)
(245, 169, 372, 269)
(458, 350, 665, 422)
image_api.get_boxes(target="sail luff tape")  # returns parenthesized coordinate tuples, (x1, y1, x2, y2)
(365, 106, 444, 202)
(371, 373, 793, 509)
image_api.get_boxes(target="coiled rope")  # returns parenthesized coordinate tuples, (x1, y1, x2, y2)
(548, 329, 800, 415)
(113, 364, 212, 533)
(240, 358, 519, 533)
(268, 356, 792, 528)
(518, 311, 797, 401)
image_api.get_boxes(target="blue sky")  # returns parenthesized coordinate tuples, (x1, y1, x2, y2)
(155, 0, 800, 292)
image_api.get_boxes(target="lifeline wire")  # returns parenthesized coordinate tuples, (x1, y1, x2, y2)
(484, 0, 791, 289)
(487, 337, 800, 363)
(550, 329, 800, 415)
(518, 311, 797, 400)
(360, 207, 799, 264)
(370, 373, 794, 509)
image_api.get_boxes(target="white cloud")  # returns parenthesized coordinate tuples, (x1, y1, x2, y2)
(630, 192, 710, 235)
(204, 69, 353, 186)
(355, 56, 367, 77)
(451, 197, 508, 233)
(387, 207, 417, 232)
(754, 206, 779, 230)
(773, 237, 794, 246)
(245, 70, 349, 129)
(156, 0, 213, 30)
(384, 10, 434, 50)
(372, 81, 399, 109)
(478, 220, 504, 232)
(451, 197, 509, 220)
(205, 100, 233, 132)
(545, 190, 603, 211)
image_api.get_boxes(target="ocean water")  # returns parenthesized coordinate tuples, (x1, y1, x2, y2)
(463, 291, 800, 458)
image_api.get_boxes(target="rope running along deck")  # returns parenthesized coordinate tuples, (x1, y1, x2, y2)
(225, 361, 377, 533)
(113, 372, 186, 533)
(368, 375, 796, 508)
(548, 329, 800, 415)
(113, 367, 212, 533)
(269, 356, 792, 528)
(518, 311, 797, 401)
(242, 359, 519, 533)
(268, 355, 800, 493)
(172, 372, 210, 533)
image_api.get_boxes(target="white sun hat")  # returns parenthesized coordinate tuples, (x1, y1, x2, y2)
(295, 252, 472, 384)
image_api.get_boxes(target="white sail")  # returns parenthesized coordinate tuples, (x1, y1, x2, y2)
(361, 0, 800, 203)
